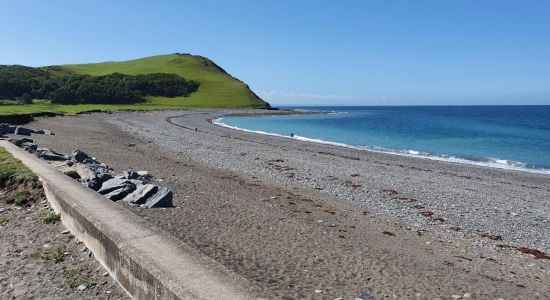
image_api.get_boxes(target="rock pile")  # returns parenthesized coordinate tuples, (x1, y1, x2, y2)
(1, 123, 54, 137)
(8, 136, 172, 208)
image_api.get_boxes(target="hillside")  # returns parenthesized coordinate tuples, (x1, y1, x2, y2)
(0, 54, 269, 116)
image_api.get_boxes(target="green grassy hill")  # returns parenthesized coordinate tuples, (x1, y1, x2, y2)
(0, 54, 269, 116)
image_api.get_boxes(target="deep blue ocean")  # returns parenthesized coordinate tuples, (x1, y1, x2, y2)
(215, 106, 550, 174)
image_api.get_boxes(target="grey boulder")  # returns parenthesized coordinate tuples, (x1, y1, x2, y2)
(50, 160, 80, 179)
(0, 124, 17, 134)
(136, 171, 152, 183)
(50, 160, 74, 168)
(56, 165, 80, 179)
(22, 143, 38, 153)
(84, 173, 112, 191)
(35, 148, 68, 161)
(83, 179, 101, 191)
(71, 150, 90, 163)
(136, 170, 149, 177)
(14, 126, 34, 136)
(140, 187, 172, 208)
(122, 184, 158, 205)
(34, 129, 54, 135)
(72, 163, 96, 181)
(104, 183, 136, 201)
(9, 137, 33, 147)
(98, 178, 133, 194)
(96, 173, 113, 183)
(122, 171, 139, 180)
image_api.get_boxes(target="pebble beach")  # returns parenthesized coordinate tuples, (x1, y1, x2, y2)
(26, 109, 550, 299)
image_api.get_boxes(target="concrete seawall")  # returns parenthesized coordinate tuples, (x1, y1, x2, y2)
(1, 141, 258, 299)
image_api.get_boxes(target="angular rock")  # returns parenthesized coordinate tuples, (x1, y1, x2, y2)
(33, 129, 54, 135)
(83, 179, 101, 191)
(19, 139, 34, 144)
(9, 137, 33, 147)
(0, 124, 17, 134)
(96, 173, 113, 183)
(122, 184, 158, 205)
(14, 126, 34, 136)
(82, 158, 99, 165)
(136, 170, 150, 177)
(129, 179, 144, 186)
(136, 170, 152, 183)
(113, 174, 126, 180)
(22, 143, 38, 153)
(104, 183, 136, 201)
(123, 171, 139, 180)
(98, 178, 134, 195)
(50, 160, 78, 179)
(85, 161, 110, 175)
(57, 165, 80, 179)
(50, 160, 74, 168)
(35, 148, 68, 161)
(141, 187, 172, 208)
(71, 150, 90, 163)
(83, 172, 116, 191)
(72, 163, 96, 181)
(81, 169, 113, 191)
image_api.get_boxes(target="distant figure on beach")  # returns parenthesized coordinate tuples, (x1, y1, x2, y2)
(195, 128, 198, 132)
(290, 133, 294, 137)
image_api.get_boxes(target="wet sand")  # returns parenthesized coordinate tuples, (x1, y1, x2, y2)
(28, 110, 550, 299)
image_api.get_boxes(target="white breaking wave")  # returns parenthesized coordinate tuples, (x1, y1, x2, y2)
(212, 118, 550, 175)
(287, 108, 346, 115)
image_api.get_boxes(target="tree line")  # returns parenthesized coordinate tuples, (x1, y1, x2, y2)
(0, 65, 199, 104)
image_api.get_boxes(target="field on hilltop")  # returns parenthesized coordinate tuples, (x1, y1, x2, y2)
(0, 54, 268, 116)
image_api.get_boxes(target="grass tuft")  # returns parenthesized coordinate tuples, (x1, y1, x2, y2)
(31, 181, 42, 189)
(39, 246, 64, 261)
(14, 192, 28, 206)
(63, 267, 81, 277)
(40, 212, 61, 224)
(0, 215, 11, 226)
(68, 277, 90, 289)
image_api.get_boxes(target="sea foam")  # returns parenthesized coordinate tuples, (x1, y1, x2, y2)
(212, 117, 550, 175)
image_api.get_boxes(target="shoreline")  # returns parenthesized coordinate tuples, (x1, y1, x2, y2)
(212, 112, 550, 175)
(24, 109, 550, 298)
(153, 110, 550, 252)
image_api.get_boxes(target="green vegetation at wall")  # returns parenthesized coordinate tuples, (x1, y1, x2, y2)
(0, 147, 37, 188)
(0, 53, 269, 116)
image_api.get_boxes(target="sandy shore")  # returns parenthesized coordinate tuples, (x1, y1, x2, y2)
(27, 109, 550, 299)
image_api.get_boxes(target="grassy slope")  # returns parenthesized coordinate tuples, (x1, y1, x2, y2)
(0, 54, 268, 116)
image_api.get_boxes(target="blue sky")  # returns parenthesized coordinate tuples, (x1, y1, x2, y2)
(1, 0, 549, 106)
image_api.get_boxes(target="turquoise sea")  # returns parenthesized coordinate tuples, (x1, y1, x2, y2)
(215, 106, 550, 174)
